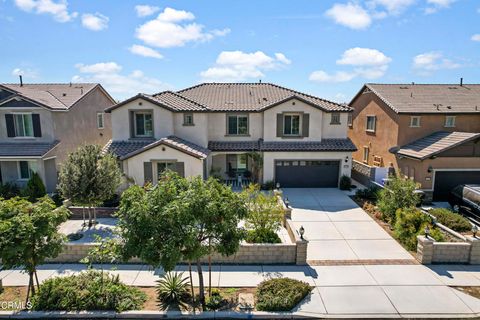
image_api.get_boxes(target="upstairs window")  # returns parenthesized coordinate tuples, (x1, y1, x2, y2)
(14, 113, 34, 137)
(445, 116, 456, 128)
(363, 146, 369, 163)
(410, 116, 421, 127)
(366, 115, 376, 132)
(330, 113, 341, 125)
(227, 114, 248, 135)
(283, 114, 301, 136)
(134, 112, 153, 137)
(97, 112, 104, 129)
(348, 113, 353, 127)
(183, 113, 194, 126)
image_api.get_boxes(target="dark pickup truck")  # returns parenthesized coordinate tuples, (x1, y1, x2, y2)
(449, 185, 480, 222)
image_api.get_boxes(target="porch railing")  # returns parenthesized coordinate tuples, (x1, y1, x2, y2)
(223, 177, 252, 188)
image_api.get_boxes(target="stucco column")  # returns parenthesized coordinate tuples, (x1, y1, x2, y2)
(296, 239, 308, 265)
(466, 236, 480, 264)
(417, 235, 434, 264)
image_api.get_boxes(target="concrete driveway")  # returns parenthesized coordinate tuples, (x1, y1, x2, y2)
(283, 188, 414, 262)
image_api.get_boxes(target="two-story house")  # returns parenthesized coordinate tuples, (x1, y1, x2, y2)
(349, 83, 480, 201)
(105, 83, 356, 188)
(0, 82, 115, 192)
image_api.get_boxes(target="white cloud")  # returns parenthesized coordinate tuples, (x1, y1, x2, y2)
(425, 0, 456, 14)
(471, 34, 480, 41)
(81, 12, 109, 31)
(367, 0, 416, 15)
(11, 67, 38, 79)
(135, 7, 229, 48)
(325, 2, 371, 29)
(412, 52, 461, 75)
(129, 44, 163, 59)
(72, 62, 170, 99)
(310, 47, 391, 83)
(200, 51, 291, 82)
(135, 5, 160, 17)
(309, 70, 356, 83)
(14, 0, 77, 22)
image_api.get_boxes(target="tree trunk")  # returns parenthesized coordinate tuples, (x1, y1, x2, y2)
(93, 207, 97, 226)
(88, 206, 92, 227)
(196, 260, 205, 309)
(188, 262, 195, 310)
(82, 206, 86, 228)
(208, 255, 212, 297)
(25, 276, 31, 305)
(34, 270, 40, 289)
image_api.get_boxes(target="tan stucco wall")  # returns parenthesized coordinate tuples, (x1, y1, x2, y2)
(396, 114, 480, 146)
(52, 87, 113, 165)
(123, 144, 204, 185)
(207, 112, 263, 141)
(348, 92, 400, 168)
(398, 157, 480, 190)
(173, 112, 208, 147)
(263, 151, 352, 182)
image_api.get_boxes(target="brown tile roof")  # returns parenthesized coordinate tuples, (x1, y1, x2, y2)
(394, 131, 480, 160)
(208, 138, 357, 152)
(106, 136, 210, 160)
(361, 83, 480, 114)
(106, 83, 351, 113)
(0, 141, 60, 157)
(0, 83, 101, 110)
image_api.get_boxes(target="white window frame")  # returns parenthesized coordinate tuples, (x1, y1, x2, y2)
(366, 115, 376, 132)
(134, 111, 153, 137)
(283, 113, 302, 136)
(363, 146, 369, 163)
(97, 112, 104, 129)
(410, 116, 421, 127)
(445, 116, 456, 128)
(17, 161, 37, 180)
(227, 114, 249, 135)
(13, 113, 34, 138)
(183, 113, 194, 126)
(347, 113, 353, 127)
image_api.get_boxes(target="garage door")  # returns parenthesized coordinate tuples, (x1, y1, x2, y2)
(433, 171, 480, 201)
(275, 160, 340, 188)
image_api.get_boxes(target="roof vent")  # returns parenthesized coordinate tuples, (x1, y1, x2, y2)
(447, 106, 452, 109)
(448, 87, 457, 89)
(433, 103, 442, 111)
(62, 93, 67, 97)
(262, 97, 268, 101)
(399, 86, 409, 89)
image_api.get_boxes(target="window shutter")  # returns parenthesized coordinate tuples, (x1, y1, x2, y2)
(174, 162, 185, 178)
(32, 114, 42, 137)
(302, 114, 310, 137)
(276, 114, 283, 137)
(143, 162, 152, 184)
(129, 111, 135, 138)
(5, 114, 15, 137)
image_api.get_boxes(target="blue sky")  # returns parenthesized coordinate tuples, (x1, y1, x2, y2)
(0, 0, 479, 101)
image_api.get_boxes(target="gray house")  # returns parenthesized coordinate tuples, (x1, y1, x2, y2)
(0, 82, 115, 192)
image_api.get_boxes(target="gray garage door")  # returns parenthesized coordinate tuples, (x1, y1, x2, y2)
(275, 160, 340, 188)
(433, 171, 480, 201)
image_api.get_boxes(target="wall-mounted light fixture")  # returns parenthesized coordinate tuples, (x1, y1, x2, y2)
(427, 165, 433, 173)
(345, 156, 349, 163)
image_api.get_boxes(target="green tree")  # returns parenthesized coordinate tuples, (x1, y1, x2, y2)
(0, 196, 69, 303)
(23, 172, 46, 202)
(246, 152, 263, 183)
(58, 145, 122, 227)
(116, 171, 247, 309)
(377, 175, 421, 224)
(241, 184, 283, 243)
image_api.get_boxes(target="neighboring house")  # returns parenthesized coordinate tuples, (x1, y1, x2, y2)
(348, 83, 480, 201)
(104, 83, 356, 188)
(0, 82, 115, 192)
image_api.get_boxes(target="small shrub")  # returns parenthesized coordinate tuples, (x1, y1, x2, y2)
(429, 208, 471, 232)
(378, 176, 420, 224)
(0, 182, 20, 199)
(22, 172, 46, 202)
(102, 193, 120, 207)
(205, 288, 224, 310)
(31, 270, 146, 312)
(256, 278, 311, 311)
(339, 175, 352, 190)
(394, 208, 444, 250)
(245, 229, 281, 244)
(156, 272, 190, 310)
(50, 192, 64, 207)
(261, 180, 276, 190)
(355, 186, 379, 201)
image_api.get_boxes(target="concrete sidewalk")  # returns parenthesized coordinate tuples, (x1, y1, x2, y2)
(2, 263, 480, 318)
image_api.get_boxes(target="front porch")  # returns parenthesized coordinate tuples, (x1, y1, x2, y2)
(0, 158, 57, 193)
(210, 152, 258, 187)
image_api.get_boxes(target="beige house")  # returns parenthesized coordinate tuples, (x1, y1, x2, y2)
(348, 83, 480, 201)
(0, 82, 115, 192)
(105, 83, 356, 188)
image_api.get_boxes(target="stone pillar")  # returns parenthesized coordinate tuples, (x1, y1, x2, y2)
(417, 235, 434, 264)
(296, 240, 308, 265)
(466, 236, 480, 264)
